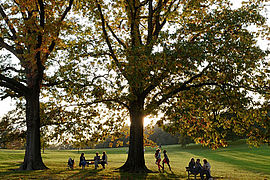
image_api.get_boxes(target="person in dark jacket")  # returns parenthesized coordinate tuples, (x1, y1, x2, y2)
(101, 151, 108, 169)
(188, 158, 196, 174)
(79, 153, 86, 170)
(162, 150, 171, 172)
(94, 152, 101, 169)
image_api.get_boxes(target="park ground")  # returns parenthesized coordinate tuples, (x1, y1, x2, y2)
(0, 140, 269, 180)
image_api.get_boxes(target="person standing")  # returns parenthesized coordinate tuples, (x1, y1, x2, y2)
(101, 151, 108, 169)
(162, 150, 171, 172)
(155, 149, 162, 172)
(94, 152, 101, 169)
(79, 153, 86, 170)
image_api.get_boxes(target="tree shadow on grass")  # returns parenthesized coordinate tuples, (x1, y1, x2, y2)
(0, 162, 22, 171)
(159, 170, 185, 179)
(117, 170, 184, 180)
(0, 166, 67, 179)
(66, 169, 103, 179)
(185, 148, 270, 175)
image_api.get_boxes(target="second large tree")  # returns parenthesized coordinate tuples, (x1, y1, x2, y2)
(69, 0, 270, 172)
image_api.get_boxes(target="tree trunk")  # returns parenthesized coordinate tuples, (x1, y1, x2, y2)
(20, 90, 47, 170)
(120, 99, 151, 173)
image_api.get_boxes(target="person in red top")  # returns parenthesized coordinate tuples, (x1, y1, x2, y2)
(162, 150, 171, 172)
(155, 149, 162, 172)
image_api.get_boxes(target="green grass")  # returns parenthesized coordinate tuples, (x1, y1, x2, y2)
(0, 141, 270, 179)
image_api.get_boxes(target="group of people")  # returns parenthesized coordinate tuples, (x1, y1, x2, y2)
(154, 149, 171, 172)
(68, 151, 108, 170)
(68, 149, 212, 180)
(188, 158, 212, 180)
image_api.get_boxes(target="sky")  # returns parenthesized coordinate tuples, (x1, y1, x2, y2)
(0, 0, 269, 121)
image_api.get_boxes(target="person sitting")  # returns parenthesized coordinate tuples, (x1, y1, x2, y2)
(94, 152, 101, 169)
(188, 158, 196, 174)
(68, 157, 74, 170)
(201, 159, 211, 180)
(101, 151, 108, 169)
(195, 158, 203, 176)
(79, 153, 87, 170)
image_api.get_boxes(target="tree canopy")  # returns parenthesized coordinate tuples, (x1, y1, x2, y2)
(51, 0, 270, 172)
(0, 0, 269, 172)
(0, 0, 75, 170)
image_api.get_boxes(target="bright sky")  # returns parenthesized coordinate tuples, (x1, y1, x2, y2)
(0, 0, 269, 122)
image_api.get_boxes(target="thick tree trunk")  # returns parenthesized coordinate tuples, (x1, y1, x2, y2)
(120, 99, 151, 173)
(20, 90, 47, 170)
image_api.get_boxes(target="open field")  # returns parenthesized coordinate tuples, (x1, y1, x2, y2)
(0, 140, 270, 179)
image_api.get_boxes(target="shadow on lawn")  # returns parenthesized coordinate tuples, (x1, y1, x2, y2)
(0, 162, 22, 171)
(66, 169, 103, 179)
(118, 170, 184, 180)
(183, 147, 270, 175)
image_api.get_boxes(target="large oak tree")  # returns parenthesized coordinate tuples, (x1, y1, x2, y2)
(66, 0, 269, 172)
(0, 0, 74, 170)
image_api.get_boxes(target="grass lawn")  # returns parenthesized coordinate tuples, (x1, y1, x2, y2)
(0, 140, 269, 179)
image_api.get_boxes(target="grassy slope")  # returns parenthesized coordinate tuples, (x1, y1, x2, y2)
(0, 140, 269, 179)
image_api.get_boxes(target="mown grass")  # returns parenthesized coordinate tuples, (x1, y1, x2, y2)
(0, 140, 269, 179)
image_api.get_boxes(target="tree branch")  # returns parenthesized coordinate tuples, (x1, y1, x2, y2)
(0, 74, 27, 96)
(145, 64, 212, 114)
(0, 37, 17, 56)
(45, 0, 74, 59)
(0, 91, 22, 100)
(65, 98, 130, 111)
(147, 0, 153, 44)
(0, 66, 24, 74)
(106, 22, 127, 49)
(0, 5, 17, 40)
(96, 2, 121, 69)
(60, 0, 74, 21)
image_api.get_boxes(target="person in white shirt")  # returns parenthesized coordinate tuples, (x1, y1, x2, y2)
(202, 159, 212, 180)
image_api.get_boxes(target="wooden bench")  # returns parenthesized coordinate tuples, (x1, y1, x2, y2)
(85, 159, 94, 165)
(85, 159, 104, 167)
(186, 167, 198, 180)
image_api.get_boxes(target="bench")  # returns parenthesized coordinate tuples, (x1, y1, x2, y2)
(85, 159, 94, 165)
(85, 159, 102, 165)
(85, 159, 105, 169)
(186, 167, 198, 180)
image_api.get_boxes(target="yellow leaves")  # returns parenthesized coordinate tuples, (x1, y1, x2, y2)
(109, 142, 113, 147)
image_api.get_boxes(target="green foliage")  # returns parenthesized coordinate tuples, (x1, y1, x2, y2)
(60, 0, 270, 150)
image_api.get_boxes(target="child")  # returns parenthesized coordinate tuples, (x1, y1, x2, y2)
(68, 157, 74, 170)
(162, 150, 171, 172)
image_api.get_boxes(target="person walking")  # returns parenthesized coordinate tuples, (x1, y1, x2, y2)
(101, 151, 108, 169)
(162, 150, 171, 172)
(155, 149, 162, 172)
(94, 152, 101, 169)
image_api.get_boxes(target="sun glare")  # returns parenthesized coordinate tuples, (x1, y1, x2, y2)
(144, 116, 158, 127)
